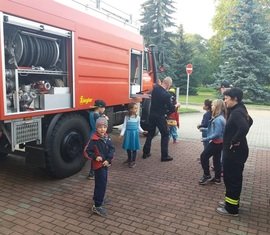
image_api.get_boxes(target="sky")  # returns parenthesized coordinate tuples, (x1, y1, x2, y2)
(107, 0, 216, 39)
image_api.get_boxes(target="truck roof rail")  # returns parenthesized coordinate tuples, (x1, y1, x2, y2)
(56, 0, 139, 31)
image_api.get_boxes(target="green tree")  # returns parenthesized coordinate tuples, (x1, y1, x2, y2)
(171, 25, 192, 92)
(172, 29, 213, 94)
(140, 0, 177, 78)
(184, 34, 211, 92)
(214, 0, 270, 103)
(209, 0, 238, 79)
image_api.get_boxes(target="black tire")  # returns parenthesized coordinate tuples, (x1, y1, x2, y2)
(0, 135, 10, 161)
(45, 114, 89, 178)
(0, 152, 8, 161)
(105, 107, 114, 133)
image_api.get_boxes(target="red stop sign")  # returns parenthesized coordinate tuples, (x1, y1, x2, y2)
(186, 63, 193, 75)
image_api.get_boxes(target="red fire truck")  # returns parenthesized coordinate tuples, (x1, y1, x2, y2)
(0, 0, 158, 178)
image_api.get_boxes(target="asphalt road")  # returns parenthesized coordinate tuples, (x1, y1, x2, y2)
(180, 105, 270, 149)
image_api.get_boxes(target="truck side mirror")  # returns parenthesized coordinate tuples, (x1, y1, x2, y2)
(157, 51, 165, 72)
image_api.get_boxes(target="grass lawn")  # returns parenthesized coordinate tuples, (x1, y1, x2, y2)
(178, 87, 270, 110)
(179, 87, 218, 105)
(179, 107, 199, 114)
(246, 104, 270, 110)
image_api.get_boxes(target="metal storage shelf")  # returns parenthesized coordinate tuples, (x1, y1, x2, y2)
(17, 69, 68, 76)
(10, 69, 69, 114)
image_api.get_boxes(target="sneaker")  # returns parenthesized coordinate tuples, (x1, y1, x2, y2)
(92, 205, 107, 217)
(218, 201, 240, 208)
(214, 179, 222, 185)
(87, 171, 95, 180)
(102, 198, 111, 205)
(210, 177, 222, 185)
(199, 175, 211, 185)
(173, 139, 178, 144)
(161, 156, 173, 162)
(122, 159, 129, 164)
(142, 153, 151, 159)
(128, 161, 136, 168)
(218, 201, 225, 207)
(216, 207, 238, 217)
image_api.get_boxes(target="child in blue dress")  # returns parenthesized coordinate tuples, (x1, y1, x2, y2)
(120, 103, 147, 168)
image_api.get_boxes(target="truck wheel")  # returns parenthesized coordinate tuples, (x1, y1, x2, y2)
(0, 135, 10, 161)
(105, 107, 114, 133)
(45, 114, 89, 178)
(0, 152, 8, 161)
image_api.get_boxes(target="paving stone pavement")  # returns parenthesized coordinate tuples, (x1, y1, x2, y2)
(0, 107, 269, 235)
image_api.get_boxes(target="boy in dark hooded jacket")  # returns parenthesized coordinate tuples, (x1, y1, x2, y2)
(84, 117, 115, 217)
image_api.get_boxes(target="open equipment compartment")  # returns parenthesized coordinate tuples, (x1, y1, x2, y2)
(2, 13, 73, 114)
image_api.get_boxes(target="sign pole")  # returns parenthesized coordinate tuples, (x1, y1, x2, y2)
(185, 63, 193, 108)
(186, 73, 190, 108)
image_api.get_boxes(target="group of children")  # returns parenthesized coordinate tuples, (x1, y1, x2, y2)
(83, 94, 227, 217)
(84, 88, 180, 217)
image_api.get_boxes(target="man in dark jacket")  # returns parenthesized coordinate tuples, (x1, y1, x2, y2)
(216, 88, 253, 216)
(142, 76, 179, 162)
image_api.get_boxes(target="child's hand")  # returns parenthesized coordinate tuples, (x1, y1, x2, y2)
(143, 131, 148, 135)
(96, 156, 103, 162)
(103, 160, 110, 167)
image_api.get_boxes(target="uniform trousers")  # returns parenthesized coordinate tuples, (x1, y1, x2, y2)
(223, 146, 248, 214)
(143, 114, 169, 160)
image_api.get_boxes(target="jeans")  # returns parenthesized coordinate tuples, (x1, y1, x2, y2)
(93, 167, 108, 207)
(169, 126, 178, 141)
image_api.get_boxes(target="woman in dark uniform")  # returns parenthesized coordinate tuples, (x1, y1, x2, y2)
(216, 88, 253, 216)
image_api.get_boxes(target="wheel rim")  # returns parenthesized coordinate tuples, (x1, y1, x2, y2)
(60, 131, 83, 163)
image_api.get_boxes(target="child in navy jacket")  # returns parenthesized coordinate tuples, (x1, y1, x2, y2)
(84, 117, 115, 217)
(197, 99, 212, 149)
